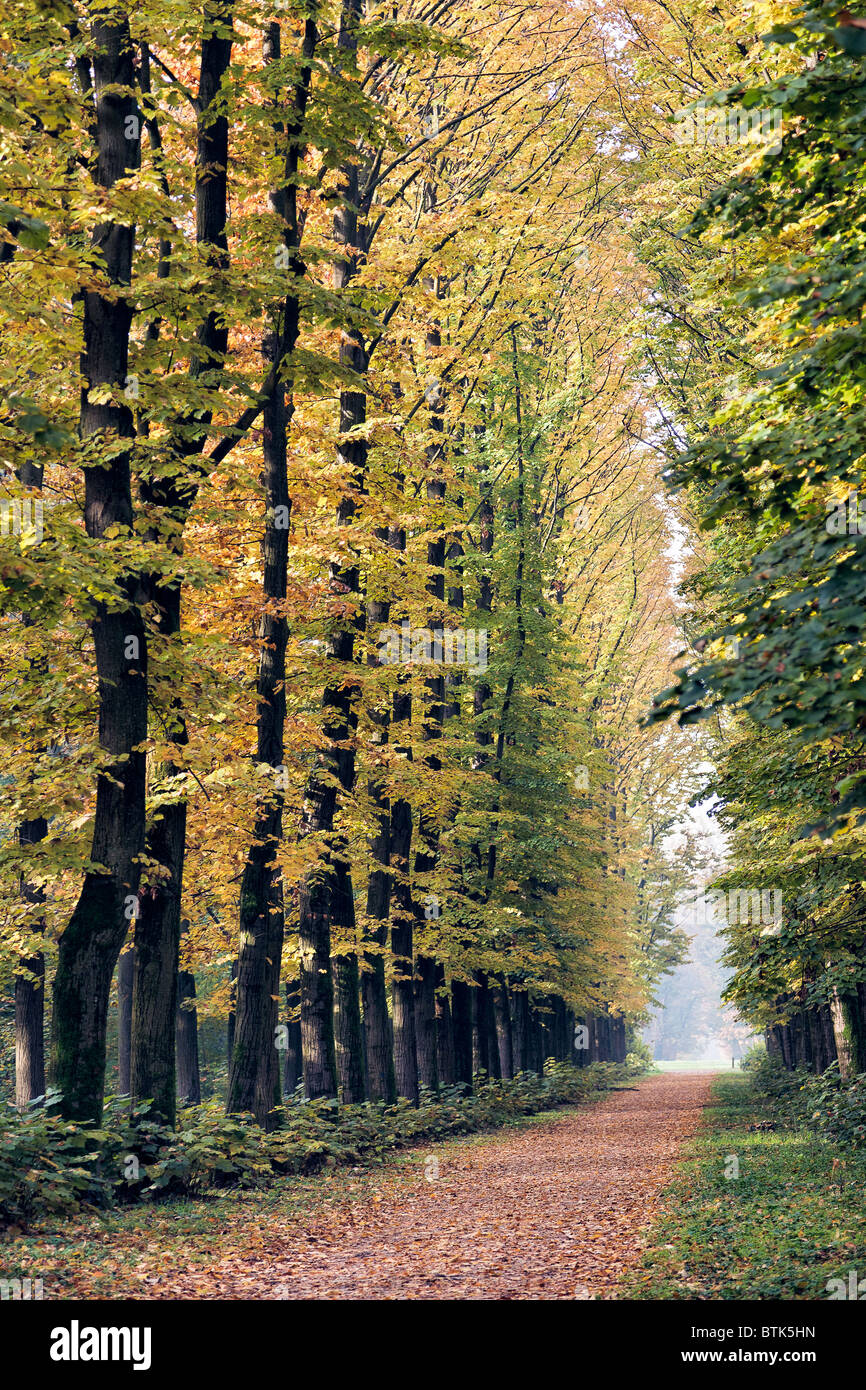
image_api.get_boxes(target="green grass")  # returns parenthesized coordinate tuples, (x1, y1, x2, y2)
(624, 1072, 866, 1299)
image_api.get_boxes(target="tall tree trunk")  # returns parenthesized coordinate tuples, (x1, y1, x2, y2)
(51, 9, 148, 1123)
(333, 893, 366, 1104)
(231, 15, 318, 1117)
(492, 977, 513, 1080)
(15, 815, 47, 1107)
(820, 1002, 838, 1073)
(414, 953, 439, 1091)
(830, 991, 853, 1077)
(532, 1005, 543, 1071)
(511, 988, 529, 1072)
(283, 978, 303, 1096)
(472, 971, 491, 1077)
(362, 748, 396, 1101)
(451, 977, 473, 1091)
(227, 311, 289, 1122)
(391, 787, 418, 1102)
(487, 989, 501, 1079)
(117, 949, 133, 1096)
(412, 272, 447, 1095)
(326, 0, 369, 1107)
(13, 453, 48, 1109)
(227, 956, 237, 1069)
(387, 462, 419, 1101)
(435, 963, 455, 1085)
(296, 0, 369, 1103)
(360, 515, 397, 1103)
(176, 961, 201, 1106)
(130, 6, 233, 1128)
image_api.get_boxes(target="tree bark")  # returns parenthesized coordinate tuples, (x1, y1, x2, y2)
(52, 9, 148, 1123)
(414, 953, 439, 1091)
(282, 978, 303, 1096)
(411, 274, 447, 1095)
(435, 962, 455, 1085)
(830, 991, 853, 1077)
(230, 16, 318, 1118)
(117, 948, 133, 1096)
(227, 316, 290, 1124)
(492, 977, 513, 1080)
(296, 0, 371, 1103)
(129, 5, 234, 1128)
(15, 813, 47, 1107)
(472, 971, 491, 1077)
(176, 964, 201, 1106)
(391, 787, 418, 1102)
(451, 977, 473, 1091)
(360, 515, 397, 1103)
(361, 749, 397, 1101)
(511, 988, 529, 1072)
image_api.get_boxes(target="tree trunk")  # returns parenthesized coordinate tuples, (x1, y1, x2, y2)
(361, 532, 397, 1103)
(472, 972, 491, 1077)
(411, 296, 447, 1095)
(323, 0, 370, 1108)
(529, 1008, 544, 1072)
(511, 989, 529, 1072)
(51, 11, 148, 1123)
(117, 948, 133, 1096)
(227, 956, 237, 1069)
(451, 977, 473, 1092)
(297, 0, 368, 1102)
(281, 977, 302, 1096)
(435, 963, 455, 1085)
(492, 978, 513, 1080)
(129, 1, 235, 1132)
(388, 454, 419, 1100)
(130, 869, 181, 1123)
(227, 316, 293, 1126)
(362, 834, 396, 1100)
(831, 989, 866, 1077)
(334, 901, 366, 1104)
(414, 953, 439, 1091)
(176, 966, 201, 1106)
(15, 813, 47, 1107)
(820, 1002, 838, 1073)
(15, 957, 44, 1108)
(391, 790, 418, 1103)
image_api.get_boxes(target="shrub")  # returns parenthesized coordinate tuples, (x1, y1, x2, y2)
(739, 1043, 768, 1073)
(624, 1037, 656, 1074)
(803, 1062, 866, 1151)
(0, 1061, 635, 1228)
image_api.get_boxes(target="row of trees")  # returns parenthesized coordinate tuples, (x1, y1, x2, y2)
(619, 0, 866, 1075)
(0, 0, 695, 1126)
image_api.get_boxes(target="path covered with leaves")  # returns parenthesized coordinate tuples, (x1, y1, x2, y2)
(131, 1071, 711, 1300)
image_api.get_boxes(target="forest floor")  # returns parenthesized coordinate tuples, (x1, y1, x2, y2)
(17, 1071, 711, 1300)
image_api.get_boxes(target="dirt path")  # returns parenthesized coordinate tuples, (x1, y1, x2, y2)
(140, 1071, 712, 1300)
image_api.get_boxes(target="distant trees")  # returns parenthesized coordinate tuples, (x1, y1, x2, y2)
(625, 0, 866, 1074)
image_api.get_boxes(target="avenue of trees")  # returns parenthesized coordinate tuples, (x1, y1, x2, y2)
(0, 0, 694, 1126)
(6, 0, 863, 1135)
